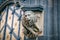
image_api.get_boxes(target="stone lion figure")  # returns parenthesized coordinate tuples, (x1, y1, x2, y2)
(22, 11, 42, 38)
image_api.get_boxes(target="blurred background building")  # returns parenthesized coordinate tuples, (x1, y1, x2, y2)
(0, 0, 60, 40)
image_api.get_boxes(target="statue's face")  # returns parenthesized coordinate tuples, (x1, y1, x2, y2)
(24, 11, 37, 22)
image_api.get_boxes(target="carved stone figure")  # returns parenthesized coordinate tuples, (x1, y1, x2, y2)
(22, 11, 42, 38)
